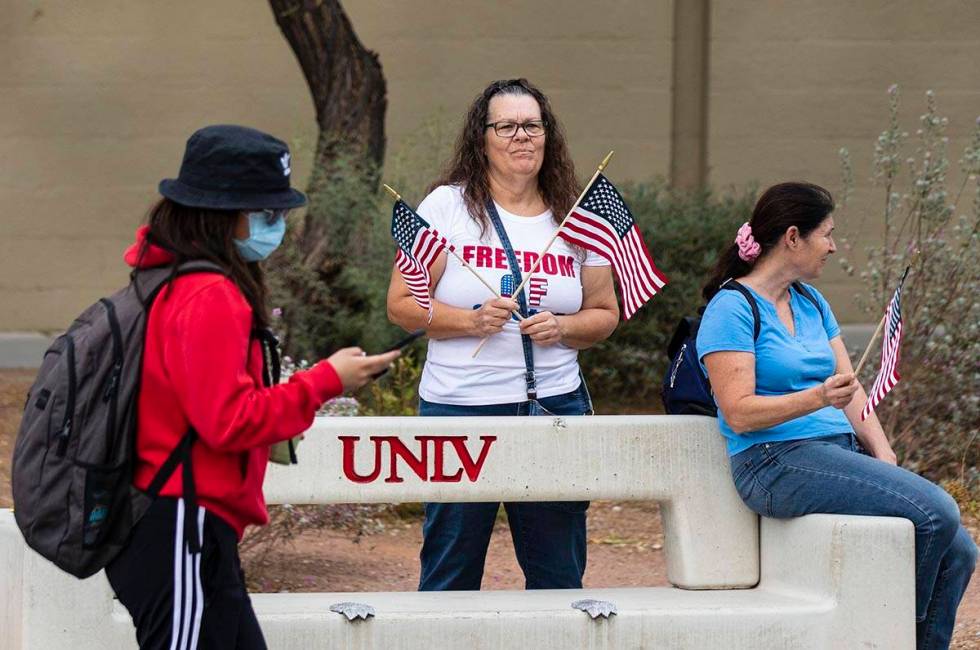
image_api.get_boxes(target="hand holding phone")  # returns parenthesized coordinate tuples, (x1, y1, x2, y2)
(328, 347, 401, 392)
(371, 329, 426, 379)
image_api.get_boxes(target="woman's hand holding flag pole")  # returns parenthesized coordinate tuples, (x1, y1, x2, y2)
(470, 151, 616, 358)
(471, 150, 669, 357)
(383, 184, 524, 324)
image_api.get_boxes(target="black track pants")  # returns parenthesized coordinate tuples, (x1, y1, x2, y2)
(106, 497, 267, 650)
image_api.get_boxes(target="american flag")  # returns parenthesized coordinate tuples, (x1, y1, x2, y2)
(557, 174, 668, 319)
(391, 199, 453, 316)
(528, 277, 548, 307)
(861, 267, 909, 421)
(499, 274, 515, 298)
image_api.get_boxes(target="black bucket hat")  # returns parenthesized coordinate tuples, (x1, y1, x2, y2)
(159, 124, 307, 210)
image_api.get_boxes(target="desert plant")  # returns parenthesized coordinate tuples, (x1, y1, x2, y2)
(838, 86, 979, 479)
(359, 349, 425, 416)
(267, 114, 456, 363)
(266, 153, 394, 361)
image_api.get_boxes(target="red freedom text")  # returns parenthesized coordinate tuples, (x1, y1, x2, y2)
(461, 245, 575, 277)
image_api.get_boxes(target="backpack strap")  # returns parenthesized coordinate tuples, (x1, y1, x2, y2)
(254, 328, 282, 386)
(254, 327, 295, 464)
(131, 260, 228, 307)
(790, 281, 824, 318)
(135, 261, 226, 555)
(716, 280, 823, 343)
(180, 430, 200, 553)
(719, 279, 762, 341)
(144, 429, 201, 553)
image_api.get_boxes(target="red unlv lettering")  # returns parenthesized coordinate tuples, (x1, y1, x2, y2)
(339, 435, 497, 484)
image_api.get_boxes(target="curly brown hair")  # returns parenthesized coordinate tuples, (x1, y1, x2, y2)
(429, 78, 579, 238)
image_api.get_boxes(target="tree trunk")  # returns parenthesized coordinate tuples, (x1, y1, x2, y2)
(267, 0, 388, 357)
(269, 0, 386, 265)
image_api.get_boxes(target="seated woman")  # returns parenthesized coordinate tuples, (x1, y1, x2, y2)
(697, 181, 976, 650)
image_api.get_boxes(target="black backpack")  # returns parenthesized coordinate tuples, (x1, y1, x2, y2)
(661, 280, 822, 416)
(11, 261, 226, 578)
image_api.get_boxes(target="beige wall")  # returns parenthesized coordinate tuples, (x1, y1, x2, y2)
(346, 1, 674, 180)
(708, 0, 980, 305)
(0, 0, 673, 332)
(0, 1, 317, 330)
(1, 0, 978, 331)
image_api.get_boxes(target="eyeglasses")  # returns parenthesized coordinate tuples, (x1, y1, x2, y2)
(485, 120, 547, 138)
(256, 208, 289, 225)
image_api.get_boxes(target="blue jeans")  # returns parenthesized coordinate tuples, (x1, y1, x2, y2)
(731, 433, 977, 650)
(418, 381, 593, 591)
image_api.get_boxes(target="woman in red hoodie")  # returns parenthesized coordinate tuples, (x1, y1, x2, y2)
(107, 125, 399, 650)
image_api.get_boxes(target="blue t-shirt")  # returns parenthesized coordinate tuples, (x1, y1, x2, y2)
(696, 282, 853, 456)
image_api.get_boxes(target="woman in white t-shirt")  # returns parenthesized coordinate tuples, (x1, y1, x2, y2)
(387, 78, 619, 591)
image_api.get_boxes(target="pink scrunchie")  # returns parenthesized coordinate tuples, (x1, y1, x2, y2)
(735, 222, 761, 262)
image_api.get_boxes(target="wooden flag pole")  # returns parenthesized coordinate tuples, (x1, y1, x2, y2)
(469, 331, 493, 357)
(383, 184, 524, 321)
(381, 183, 402, 201)
(852, 260, 915, 377)
(471, 150, 615, 358)
(853, 313, 886, 377)
(508, 150, 615, 300)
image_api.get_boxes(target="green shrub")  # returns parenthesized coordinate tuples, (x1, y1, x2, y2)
(264, 151, 396, 361)
(268, 119, 454, 363)
(581, 182, 755, 410)
(359, 349, 425, 416)
(838, 86, 979, 479)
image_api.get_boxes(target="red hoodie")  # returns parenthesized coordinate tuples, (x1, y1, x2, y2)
(124, 226, 343, 538)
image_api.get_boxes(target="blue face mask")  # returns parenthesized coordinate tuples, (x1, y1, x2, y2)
(235, 210, 287, 262)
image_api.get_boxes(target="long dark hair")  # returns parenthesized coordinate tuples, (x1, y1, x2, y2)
(137, 198, 269, 328)
(702, 182, 834, 301)
(429, 78, 579, 238)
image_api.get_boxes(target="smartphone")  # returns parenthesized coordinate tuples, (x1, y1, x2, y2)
(372, 329, 426, 379)
(385, 329, 426, 352)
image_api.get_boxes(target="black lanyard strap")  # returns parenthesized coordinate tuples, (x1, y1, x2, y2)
(485, 201, 537, 400)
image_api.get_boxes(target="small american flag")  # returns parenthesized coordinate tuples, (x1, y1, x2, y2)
(558, 174, 667, 319)
(391, 199, 453, 316)
(499, 274, 515, 298)
(861, 267, 909, 421)
(528, 277, 548, 307)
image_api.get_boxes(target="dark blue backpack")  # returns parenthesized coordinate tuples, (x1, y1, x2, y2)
(661, 280, 821, 416)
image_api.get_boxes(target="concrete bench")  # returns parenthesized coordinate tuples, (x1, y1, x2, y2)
(1, 415, 915, 648)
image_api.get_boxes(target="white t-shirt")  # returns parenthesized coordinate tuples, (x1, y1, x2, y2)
(417, 185, 610, 405)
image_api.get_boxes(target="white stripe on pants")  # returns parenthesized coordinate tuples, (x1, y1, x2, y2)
(170, 498, 205, 650)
